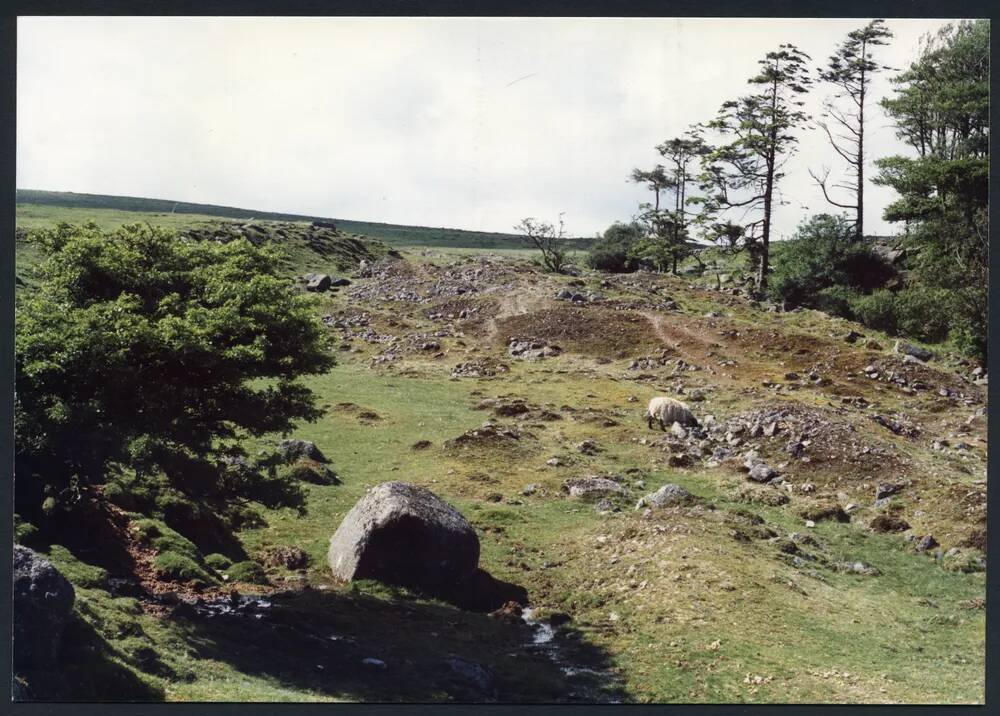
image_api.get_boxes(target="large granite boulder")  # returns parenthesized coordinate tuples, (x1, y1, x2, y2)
(328, 482, 480, 596)
(13, 546, 75, 670)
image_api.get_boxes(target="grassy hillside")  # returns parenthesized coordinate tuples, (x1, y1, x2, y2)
(15, 227, 986, 703)
(16, 190, 594, 251)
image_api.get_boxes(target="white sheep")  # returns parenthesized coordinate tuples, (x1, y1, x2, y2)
(646, 396, 698, 431)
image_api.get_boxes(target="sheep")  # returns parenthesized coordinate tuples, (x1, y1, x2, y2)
(646, 396, 698, 431)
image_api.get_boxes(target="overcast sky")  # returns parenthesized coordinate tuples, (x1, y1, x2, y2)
(18, 17, 960, 238)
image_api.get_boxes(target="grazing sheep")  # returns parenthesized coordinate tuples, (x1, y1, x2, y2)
(646, 396, 698, 431)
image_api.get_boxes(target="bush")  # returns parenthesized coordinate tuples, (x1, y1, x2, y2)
(849, 289, 898, 334)
(850, 286, 955, 343)
(813, 285, 860, 319)
(768, 214, 895, 309)
(226, 560, 269, 585)
(204, 553, 232, 572)
(153, 552, 216, 586)
(586, 222, 644, 273)
(15, 222, 334, 520)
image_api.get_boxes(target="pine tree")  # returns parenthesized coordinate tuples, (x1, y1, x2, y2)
(810, 19, 894, 241)
(698, 44, 813, 294)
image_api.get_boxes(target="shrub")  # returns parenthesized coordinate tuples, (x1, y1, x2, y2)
(586, 222, 644, 273)
(850, 289, 898, 334)
(226, 560, 269, 585)
(813, 285, 859, 319)
(849, 286, 955, 343)
(15, 222, 334, 520)
(768, 214, 895, 309)
(204, 553, 232, 572)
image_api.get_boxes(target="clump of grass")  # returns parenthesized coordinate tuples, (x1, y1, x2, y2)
(153, 553, 216, 587)
(132, 519, 202, 562)
(204, 553, 232, 572)
(226, 560, 269, 585)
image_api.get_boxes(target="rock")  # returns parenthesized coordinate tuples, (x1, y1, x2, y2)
(13, 546, 75, 670)
(522, 483, 540, 496)
(545, 457, 562, 467)
(894, 341, 934, 362)
(642, 484, 692, 508)
(362, 657, 387, 669)
(669, 422, 688, 439)
(330, 277, 351, 287)
(667, 453, 693, 467)
(576, 439, 600, 455)
(874, 482, 904, 500)
(595, 498, 617, 514)
(327, 482, 480, 597)
(561, 477, 626, 499)
(306, 274, 332, 292)
(870, 514, 911, 533)
(447, 656, 494, 692)
(587, 292, 605, 302)
(555, 288, 573, 300)
(279, 439, 328, 463)
(845, 330, 864, 343)
(261, 546, 310, 570)
(747, 463, 778, 483)
(916, 535, 938, 553)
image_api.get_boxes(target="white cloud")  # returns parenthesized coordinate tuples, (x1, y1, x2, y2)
(17, 16, 959, 237)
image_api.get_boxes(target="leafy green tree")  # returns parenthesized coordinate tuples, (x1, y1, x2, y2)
(697, 45, 813, 294)
(15, 222, 334, 519)
(810, 19, 894, 241)
(655, 133, 712, 273)
(587, 222, 644, 273)
(768, 213, 895, 309)
(874, 20, 988, 360)
(627, 210, 682, 273)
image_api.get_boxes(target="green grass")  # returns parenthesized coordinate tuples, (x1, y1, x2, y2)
(14, 205, 984, 703)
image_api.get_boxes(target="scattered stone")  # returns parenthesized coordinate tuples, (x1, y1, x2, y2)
(306, 274, 332, 292)
(261, 546, 309, 570)
(894, 341, 934, 362)
(747, 463, 778, 483)
(562, 476, 626, 499)
(637, 484, 692, 509)
(845, 330, 864, 343)
(278, 439, 328, 463)
(576, 440, 601, 455)
(875, 482, 904, 500)
(362, 657, 387, 669)
(411, 440, 433, 450)
(915, 535, 939, 553)
(595, 498, 618, 514)
(522, 484, 540, 496)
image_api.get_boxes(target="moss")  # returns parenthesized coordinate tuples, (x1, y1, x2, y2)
(204, 553, 232, 572)
(153, 552, 216, 587)
(225, 560, 269, 585)
(132, 518, 202, 562)
(44, 545, 110, 589)
(281, 458, 338, 486)
(14, 514, 40, 546)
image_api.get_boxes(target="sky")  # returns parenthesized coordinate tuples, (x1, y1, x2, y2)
(17, 17, 961, 238)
